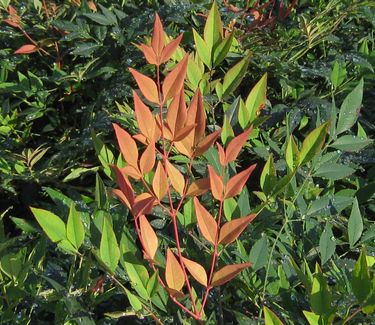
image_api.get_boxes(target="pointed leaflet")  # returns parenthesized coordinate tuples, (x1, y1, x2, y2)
(193, 29, 211, 68)
(217, 143, 226, 167)
(174, 124, 197, 142)
(134, 91, 156, 141)
(223, 53, 251, 97)
(100, 216, 120, 272)
(132, 194, 155, 218)
(213, 33, 234, 67)
(152, 162, 168, 200)
(113, 123, 139, 168)
(15, 44, 38, 54)
(195, 129, 222, 157)
(187, 178, 210, 196)
(211, 263, 251, 286)
(139, 142, 155, 175)
(162, 54, 189, 101)
(166, 90, 187, 139)
(299, 121, 329, 167)
(245, 73, 267, 125)
(208, 165, 224, 201)
(161, 33, 183, 63)
(112, 165, 135, 208)
(129, 68, 159, 103)
(219, 214, 257, 245)
(165, 160, 185, 195)
(66, 203, 85, 250)
(139, 215, 158, 260)
(122, 165, 141, 179)
(187, 90, 206, 145)
(285, 135, 299, 173)
(260, 155, 276, 195)
(165, 249, 185, 291)
(151, 13, 165, 58)
(225, 127, 253, 164)
(263, 306, 284, 325)
(225, 164, 257, 199)
(182, 256, 207, 287)
(204, 1, 223, 50)
(138, 44, 157, 65)
(348, 197, 363, 248)
(193, 197, 217, 245)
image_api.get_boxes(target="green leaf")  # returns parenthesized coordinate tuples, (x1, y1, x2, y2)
(249, 236, 269, 271)
(223, 198, 238, 221)
(313, 162, 355, 180)
(260, 154, 276, 196)
(92, 131, 115, 178)
(193, 29, 211, 68)
(146, 271, 159, 298)
(264, 306, 283, 325)
(330, 135, 372, 152)
(31, 207, 66, 243)
(303, 310, 321, 325)
(348, 198, 363, 248)
(310, 272, 332, 315)
(351, 247, 371, 303)
(244, 73, 267, 125)
(95, 173, 109, 210)
(213, 33, 234, 67)
(222, 54, 251, 98)
(10, 217, 38, 233)
(204, 1, 223, 50)
(285, 135, 299, 173)
(319, 223, 335, 265)
(100, 216, 120, 273)
(66, 203, 85, 250)
(299, 121, 329, 166)
(330, 61, 346, 89)
(336, 79, 364, 135)
(124, 288, 142, 312)
(221, 115, 234, 145)
(83, 13, 114, 26)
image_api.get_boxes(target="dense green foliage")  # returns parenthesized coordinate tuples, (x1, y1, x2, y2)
(1, 0, 375, 324)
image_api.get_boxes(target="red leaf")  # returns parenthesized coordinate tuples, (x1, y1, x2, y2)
(161, 33, 183, 63)
(129, 68, 159, 104)
(151, 13, 165, 58)
(225, 126, 253, 164)
(113, 123, 139, 169)
(112, 166, 134, 208)
(186, 178, 210, 197)
(217, 143, 226, 167)
(211, 263, 251, 287)
(139, 214, 158, 260)
(133, 91, 156, 141)
(194, 129, 221, 157)
(182, 256, 207, 287)
(162, 54, 189, 101)
(193, 197, 217, 245)
(139, 142, 155, 175)
(3, 18, 20, 28)
(139, 44, 157, 65)
(166, 90, 187, 139)
(122, 165, 141, 180)
(186, 90, 206, 146)
(219, 214, 257, 245)
(14, 44, 37, 54)
(174, 124, 196, 142)
(225, 164, 256, 199)
(152, 162, 168, 200)
(208, 165, 224, 201)
(8, 5, 17, 15)
(133, 194, 155, 217)
(165, 249, 185, 291)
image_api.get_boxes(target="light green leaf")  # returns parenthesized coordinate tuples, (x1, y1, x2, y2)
(330, 135, 372, 152)
(260, 154, 276, 196)
(124, 288, 142, 312)
(31, 207, 66, 243)
(100, 216, 120, 273)
(299, 121, 329, 166)
(303, 310, 321, 325)
(285, 135, 299, 173)
(351, 247, 371, 303)
(330, 61, 346, 89)
(221, 115, 234, 145)
(348, 198, 363, 248)
(336, 78, 363, 135)
(310, 272, 332, 315)
(244, 73, 267, 125)
(193, 29, 211, 68)
(222, 53, 251, 98)
(213, 33, 233, 67)
(204, 1, 223, 50)
(264, 306, 283, 325)
(147, 271, 159, 298)
(66, 203, 85, 250)
(319, 223, 335, 265)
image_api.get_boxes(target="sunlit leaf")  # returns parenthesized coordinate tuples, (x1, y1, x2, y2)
(219, 214, 256, 245)
(211, 263, 251, 286)
(139, 215, 158, 260)
(100, 216, 120, 272)
(244, 73, 267, 125)
(187, 178, 210, 197)
(182, 256, 207, 287)
(129, 68, 159, 103)
(66, 203, 85, 250)
(165, 249, 185, 291)
(225, 127, 253, 164)
(139, 142, 156, 175)
(264, 306, 284, 325)
(225, 164, 256, 199)
(165, 160, 185, 195)
(152, 162, 168, 200)
(162, 54, 189, 101)
(208, 165, 224, 201)
(193, 197, 217, 244)
(113, 123, 139, 169)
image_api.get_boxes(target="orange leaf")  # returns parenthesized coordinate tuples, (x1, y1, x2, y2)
(194, 129, 221, 157)
(174, 124, 196, 142)
(151, 13, 165, 59)
(186, 178, 210, 197)
(133, 194, 155, 217)
(211, 263, 251, 287)
(133, 91, 156, 141)
(225, 164, 256, 199)
(139, 215, 158, 260)
(112, 166, 134, 208)
(8, 5, 17, 15)
(193, 197, 217, 244)
(186, 90, 206, 146)
(165, 160, 185, 195)
(87, 1, 97, 11)
(182, 256, 207, 286)
(166, 90, 187, 139)
(162, 54, 189, 101)
(139, 44, 157, 65)
(14, 44, 37, 54)
(161, 33, 183, 63)
(112, 189, 131, 210)
(139, 142, 155, 175)
(133, 133, 148, 145)
(219, 214, 257, 245)
(174, 129, 194, 157)
(3, 18, 20, 28)
(225, 126, 253, 164)
(122, 165, 141, 179)
(113, 123, 139, 169)
(152, 162, 168, 200)
(165, 249, 185, 291)
(129, 68, 159, 104)
(208, 165, 224, 201)
(217, 143, 226, 167)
